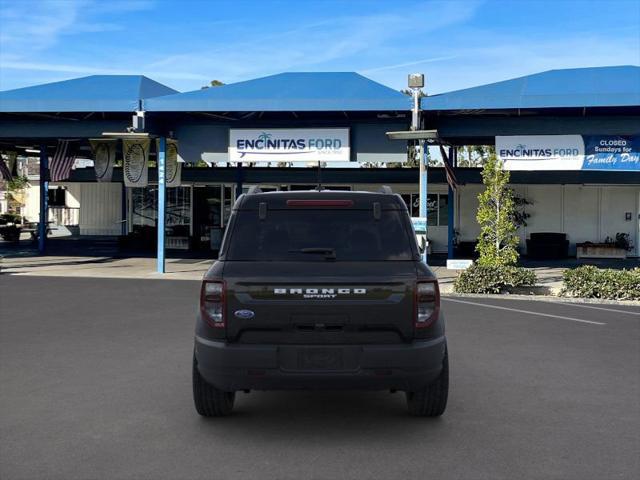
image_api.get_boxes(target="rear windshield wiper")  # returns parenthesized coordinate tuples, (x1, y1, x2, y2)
(288, 247, 337, 260)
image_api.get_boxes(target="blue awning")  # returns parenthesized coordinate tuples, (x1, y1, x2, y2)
(0, 75, 178, 113)
(145, 72, 411, 112)
(422, 66, 640, 111)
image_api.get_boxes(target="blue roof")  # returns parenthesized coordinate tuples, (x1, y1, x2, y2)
(145, 72, 411, 112)
(422, 66, 640, 111)
(0, 75, 178, 113)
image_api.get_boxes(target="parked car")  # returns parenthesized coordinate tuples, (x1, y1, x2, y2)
(193, 187, 448, 417)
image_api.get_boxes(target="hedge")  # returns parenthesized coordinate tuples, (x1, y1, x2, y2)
(453, 264, 537, 294)
(561, 266, 640, 300)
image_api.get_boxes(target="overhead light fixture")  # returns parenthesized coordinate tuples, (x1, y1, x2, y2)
(25, 148, 41, 153)
(101, 132, 152, 139)
(386, 129, 440, 141)
(408, 73, 425, 89)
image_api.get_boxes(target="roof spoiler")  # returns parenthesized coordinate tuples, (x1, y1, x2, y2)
(247, 186, 262, 195)
(377, 185, 393, 194)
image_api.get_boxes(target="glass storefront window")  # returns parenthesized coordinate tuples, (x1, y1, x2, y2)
(131, 187, 157, 228)
(427, 194, 438, 226)
(166, 187, 191, 228)
(130, 186, 191, 249)
(438, 194, 449, 226)
(401, 192, 449, 226)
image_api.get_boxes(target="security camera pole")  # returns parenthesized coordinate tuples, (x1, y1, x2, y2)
(408, 73, 428, 263)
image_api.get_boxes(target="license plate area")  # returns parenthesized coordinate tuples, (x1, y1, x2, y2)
(279, 346, 361, 372)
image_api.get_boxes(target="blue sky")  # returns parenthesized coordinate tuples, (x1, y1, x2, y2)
(0, 0, 638, 94)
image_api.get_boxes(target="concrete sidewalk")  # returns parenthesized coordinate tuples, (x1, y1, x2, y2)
(0, 254, 570, 294)
(0, 255, 212, 281)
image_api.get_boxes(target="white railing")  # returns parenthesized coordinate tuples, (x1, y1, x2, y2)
(48, 207, 79, 226)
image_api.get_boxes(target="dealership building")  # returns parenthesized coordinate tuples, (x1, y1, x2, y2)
(1, 65, 639, 263)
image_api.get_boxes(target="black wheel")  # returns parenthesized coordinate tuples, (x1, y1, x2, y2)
(192, 355, 235, 417)
(406, 348, 449, 417)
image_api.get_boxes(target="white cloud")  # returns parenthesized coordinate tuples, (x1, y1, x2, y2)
(0, 0, 153, 57)
(360, 56, 459, 74)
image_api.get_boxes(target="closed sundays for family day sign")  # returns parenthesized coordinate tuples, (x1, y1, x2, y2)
(229, 128, 350, 162)
(496, 135, 640, 171)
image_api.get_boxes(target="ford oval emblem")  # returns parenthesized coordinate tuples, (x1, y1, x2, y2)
(234, 309, 255, 319)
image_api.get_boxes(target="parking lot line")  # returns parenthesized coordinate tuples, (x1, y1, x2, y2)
(443, 298, 607, 325)
(539, 301, 640, 316)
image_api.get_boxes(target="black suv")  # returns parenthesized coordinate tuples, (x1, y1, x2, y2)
(193, 188, 448, 416)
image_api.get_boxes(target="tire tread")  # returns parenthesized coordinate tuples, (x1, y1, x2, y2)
(192, 356, 235, 417)
(406, 349, 449, 417)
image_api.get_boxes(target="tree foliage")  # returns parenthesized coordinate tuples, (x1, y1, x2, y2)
(475, 153, 519, 266)
(457, 145, 495, 167)
(201, 79, 225, 89)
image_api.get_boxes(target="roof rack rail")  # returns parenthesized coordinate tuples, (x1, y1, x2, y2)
(247, 186, 263, 195)
(377, 185, 393, 194)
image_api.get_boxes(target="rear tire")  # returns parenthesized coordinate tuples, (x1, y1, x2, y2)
(406, 348, 449, 417)
(192, 355, 235, 417)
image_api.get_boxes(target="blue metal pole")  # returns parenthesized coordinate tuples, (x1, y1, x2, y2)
(447, 146, 455, 259)
(121, 182, 127, 236)
(157, 137, 166, 273)
(419, 140, 428, 264)
(235, 162, 243, 199)
(38, 145, 48, 254)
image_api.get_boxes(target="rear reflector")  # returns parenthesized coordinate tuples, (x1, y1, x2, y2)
(286, 199, 354, 207)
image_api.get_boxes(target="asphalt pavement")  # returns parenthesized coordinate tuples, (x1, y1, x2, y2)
(1, 276, 638, 480)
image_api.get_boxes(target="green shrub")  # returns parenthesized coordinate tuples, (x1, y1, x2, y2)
(561, 266, 640, 300)
(453, 264, 537, 294)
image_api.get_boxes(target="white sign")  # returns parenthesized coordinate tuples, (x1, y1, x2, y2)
(447, 259, 473, 270)
(90, 139, 116, 183)
(122, 138, 150, 187)
(229, 128, 350, 163)
(496, 135, 585, 170)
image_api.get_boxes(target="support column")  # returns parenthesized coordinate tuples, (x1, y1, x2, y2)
(447, 146, 456, 259)
(235, 162, 243, 199)
(38, 145, 48, 254)
(121, 182, 127, 236)
(157, 137, 166, 273)
(419, 140, 428, 264)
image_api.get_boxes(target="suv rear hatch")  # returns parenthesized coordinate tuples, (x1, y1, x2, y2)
(217, 194, 423, 344)
(223, 261, 417, 344)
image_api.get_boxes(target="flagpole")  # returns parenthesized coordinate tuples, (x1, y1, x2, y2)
(38, 144, 48, 254)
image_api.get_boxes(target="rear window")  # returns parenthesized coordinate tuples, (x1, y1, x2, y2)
(225, 209, 416, 261)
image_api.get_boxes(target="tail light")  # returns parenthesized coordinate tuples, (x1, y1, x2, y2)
(200, 280, 225, 328)
(415, 280, 440, 328)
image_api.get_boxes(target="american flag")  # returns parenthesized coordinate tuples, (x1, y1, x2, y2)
(49, 140, 78, 182)
(0, 156, 12, 181)
(439, 145, 458, 190)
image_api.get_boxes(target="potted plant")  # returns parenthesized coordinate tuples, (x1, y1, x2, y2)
(576, 233, 632, 259)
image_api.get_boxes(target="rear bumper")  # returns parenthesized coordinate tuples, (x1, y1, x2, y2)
(194, 335, 447, 392)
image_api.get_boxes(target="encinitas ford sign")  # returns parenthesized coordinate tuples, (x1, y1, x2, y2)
(497, 135, 640, 171)
(229, 128, 350, 162)
(497, 135, 585, 170)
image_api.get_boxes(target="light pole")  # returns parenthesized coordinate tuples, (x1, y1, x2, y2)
(408, 73, 428, 263)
